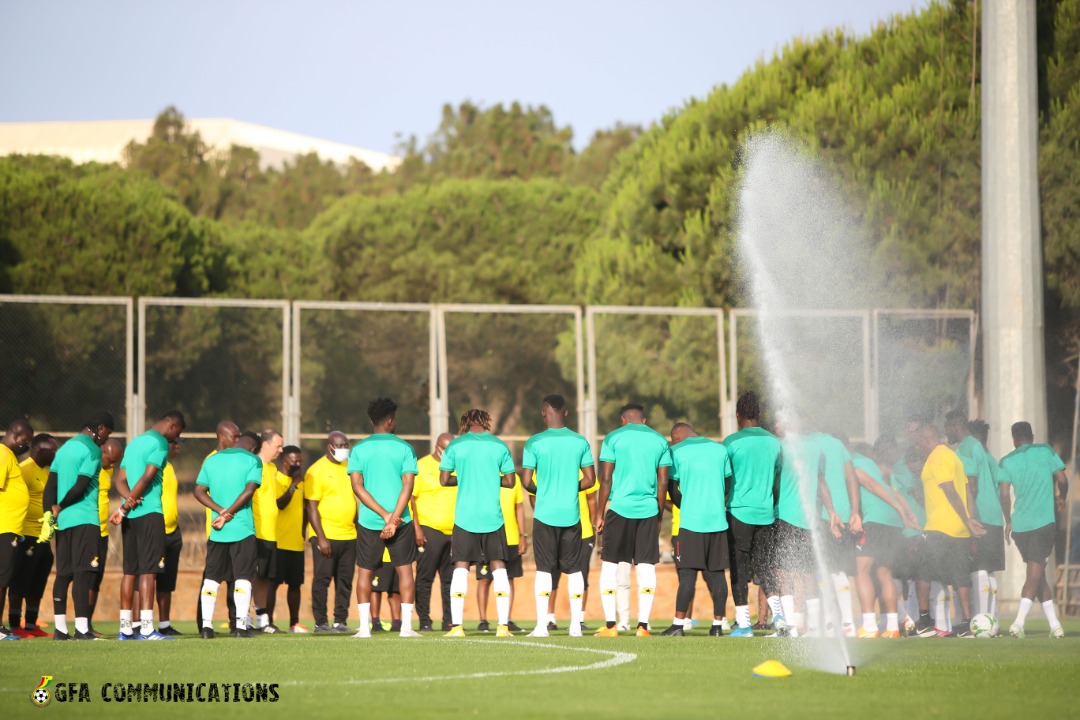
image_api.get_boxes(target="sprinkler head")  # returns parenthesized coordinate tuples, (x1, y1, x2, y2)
(846, 666, 856, 677)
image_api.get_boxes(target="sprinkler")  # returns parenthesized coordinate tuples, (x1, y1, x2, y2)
(846, 666, 856, 677)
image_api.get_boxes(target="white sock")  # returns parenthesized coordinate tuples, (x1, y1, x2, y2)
(1042, 600, 1060, 629)
(358, 602, 371, 631)
(535, 571, 553, 628)
(139, 609, 154, 636)
(159, 620, 171, 630)
(492, 568, 510, 626)
(792, 611, 804, 630)
(735, 604, 751, 628)
(931, 582, 947, 631)
(400, 603, 414, 631)
(567, 572, 585, 628)
(450, 568, 468, 626)
(600, 562, 618, 623)
(831, 572, 854, 627)
(54, 614, 69, 635)
(73, 616, 88, 634)
(635, 563, 656, 625)
(972, 570, 989, 614)
(683, 617, 694, 628)
(712, 619, 723, 626)
(807, 598, 821, 633)
(886, 613, 899, 631)
(767, 595, 784, 620)
(234, 579, 252, 630)
(862, 612, 876, 633)
(200, 580, 218, 629)
(1015, 597, 1033, 628)
(906, 582, 921, 621)
(616, 562, 631, 626)
(944, 589, 953, 631)
(119, 609, 132, 635)
(988, 576, 999, 618)
(256, 612, 269, 630)
(548, 613, 557, 624)
(780, 595, 795, 622)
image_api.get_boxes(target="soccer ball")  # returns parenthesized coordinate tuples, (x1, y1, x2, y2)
(31, 688, 50, 706)
(971, 613, 998, 638)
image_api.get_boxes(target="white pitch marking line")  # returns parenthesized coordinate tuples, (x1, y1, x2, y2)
(278, 639, 638, 686)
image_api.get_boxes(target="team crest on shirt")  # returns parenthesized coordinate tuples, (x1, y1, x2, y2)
(90, 556, 99, 568)
(30, 676, 53, 707)
(159, 557, 166, 569)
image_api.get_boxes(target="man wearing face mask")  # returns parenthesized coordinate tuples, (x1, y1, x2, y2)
(0, 418, 34, 641)
(48, 411, 114, 640)
(306, 431, 356, 632)
(9, 434, 58, 637)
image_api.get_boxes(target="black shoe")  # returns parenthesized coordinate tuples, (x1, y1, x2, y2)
(477, 620, 491, 633)
(74, 630, 99, 640)
(261, 624, 279, 634)
(709, 625, 724, 637)
(507, 621, 523, 633)
(333, 623, 351, 634)
(159, 625, 183, 636)
(313, 624, 334, 633)
(547, 621, 559, 632)
(659, 624, 685, 636)
(201, 627, 215, 639)
(53, 630, 71, 641)
(441, 622, 453, 632)
(419, 622, 434, 632)
(370, 620, 386, 633)
(914, 616, 937, 638)
(954, 621, 973, 638)
(88, 626, 103, 639)
(234, 628, 254, 639)
(580, 623, 592, 632)
(752, 621, 772, 631)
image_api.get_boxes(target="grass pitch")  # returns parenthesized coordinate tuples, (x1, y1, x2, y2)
(3, 620, 1077, 719)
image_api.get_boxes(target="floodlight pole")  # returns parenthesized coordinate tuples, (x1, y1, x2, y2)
(981, 0, 1047, 613)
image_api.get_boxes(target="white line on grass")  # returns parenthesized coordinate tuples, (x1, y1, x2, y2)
(277, 639, 638, 686)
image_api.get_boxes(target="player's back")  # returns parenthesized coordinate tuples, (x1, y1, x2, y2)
(1000, 444, 1065, 532)
(777, 437, 822, 530)
(807, 432, 852, 522)
(525, 427, 592, 527)
(441, 432, 515, 534)
(600, 424, 672, 519)
(852, 453, 900, 527)
(670, 436, 731, 533)
(723, 427, 781, 525)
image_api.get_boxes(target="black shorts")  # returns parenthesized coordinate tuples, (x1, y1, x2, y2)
(676, 528, 730, 572)
(554, 537, 595, 590)
(57, 524, 102, 576)
(357, 522, 417, 571)
(273, 549, 304, 587)
(972, 524, 1006, 572)
(727, 515, 774, 580)
(372, 560, 401, 594)
(891, 535, 923, 582)
(158, 530, 183, 593)
(451, 524, 507, 565)
(918, 532, 972, 588)
(533, 519, 582, 575)
(1014, 523, 1056, 564)
(0, 532, 20, 587)
(13, 536, 53, 599)
(90, 534, 109, 591)
(122, 512, 166, 576)
(205, 536, 258, 583)
(600, 511, 660, 565)
(773, 520, 814, 573)
(855, 522, 903, 567)
(821, 522, 855, 574)
(478, 544, 523, 579)
(255, 538, 277, 580)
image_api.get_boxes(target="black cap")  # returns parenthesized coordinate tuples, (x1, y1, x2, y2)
(84, 411, 115, 431)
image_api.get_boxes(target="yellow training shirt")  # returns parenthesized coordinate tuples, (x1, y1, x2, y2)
(99, 466, 112, 537)
(579, 475, 599, 539)
(921, 444, 971, 539)
(0, 444, 29, 535)
(252, 462, 279, 542)
(162, 461, 179, 535)
(412, 453, 456, 536)
(500, 475, 525, 545)
(275, 471, 305, 552)
(19, 458, 49, 536)
(667, 491, 681, 536)
(304, 455, 357, 541)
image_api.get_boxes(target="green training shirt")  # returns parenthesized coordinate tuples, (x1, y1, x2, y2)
(121, 430, 169, 520)
(599, 424, 672, 520)
(54, 434, 102, 531)
(523, 427, 593, 528)
(955, 434, 1003, 527)
(890, 460, 925, 537)
(670, 436, 731, 533)
(196, 448, 263, 543)
(852, 453, 901, 528)
(777, 437, 820, 530)
(440, 432, 516, 534)
(722, 426, 782, 525)
(348, 434, 418, 531)
(999, 444, 1065, 533)
(807, 433, 853, 523)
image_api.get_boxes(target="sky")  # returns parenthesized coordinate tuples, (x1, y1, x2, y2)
(0, 0, 929, 154)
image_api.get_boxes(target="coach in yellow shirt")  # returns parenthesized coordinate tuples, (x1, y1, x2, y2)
(476, 473, 526, 632)
(0, 419, 33, 640)
(10, 434, 58, 637)
(253, 430, 283, 633)
(910, 420, 985, 638)
(305, 431, 355, 632)
(410, 433, 455, 631)
(272, 445, 306, 632)
(156, 438, 183, 635)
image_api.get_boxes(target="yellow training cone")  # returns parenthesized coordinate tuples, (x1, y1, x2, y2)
(752, 660, 792, 678)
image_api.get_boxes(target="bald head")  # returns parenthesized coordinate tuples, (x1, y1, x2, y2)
(670, 422, 695, 445)
(216, 421, 240, 451)
(327, 431, 349, 463)
(101, 439, 123, 470)
(433, 432, 454, 461)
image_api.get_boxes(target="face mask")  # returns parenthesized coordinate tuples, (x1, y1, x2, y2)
(332, 448, 349, 463)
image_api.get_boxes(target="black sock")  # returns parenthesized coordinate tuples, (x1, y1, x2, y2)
(637, 622, 648, 629)
(8, 611, 19, 629)
(290, 614, 299, 627)
(390, 620, 401, 632)
(606, 621, 616, 629)
(919, 611, 930, 619)
(26, 605, 39, 626)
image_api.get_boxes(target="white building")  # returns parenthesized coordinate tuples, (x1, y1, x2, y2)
(0, 118, 400, 172)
